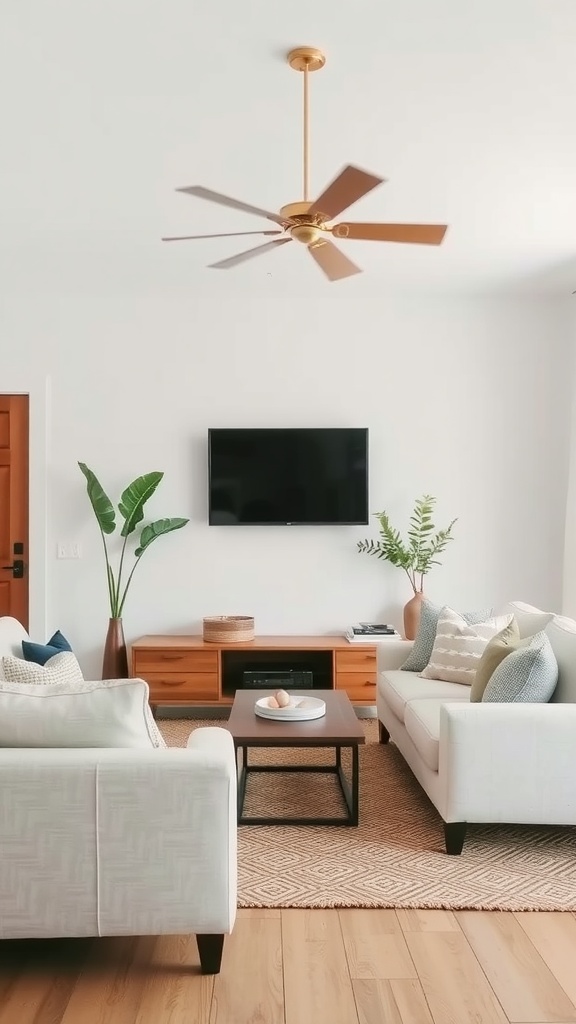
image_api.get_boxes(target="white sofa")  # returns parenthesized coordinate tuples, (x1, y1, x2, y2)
(377, 601, 576, 854)
(0, 616, 237, 974)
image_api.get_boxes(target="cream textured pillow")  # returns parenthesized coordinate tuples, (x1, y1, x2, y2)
(0, 676, 165, 748)
(469, 617, 520, 702)
(419, 606, 514, 685)
(1, 651, 84, 686)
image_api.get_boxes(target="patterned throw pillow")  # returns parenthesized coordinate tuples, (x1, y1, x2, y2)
(22, 629, 73, 666)
(469, 617, 520, 702)
(419, 607, 513, 685)
(482, 631, 558, 702)
(401, 599, 493, 672)
(1, 651, 84, 686)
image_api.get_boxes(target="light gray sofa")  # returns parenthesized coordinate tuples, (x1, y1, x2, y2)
(377, 601, 576, 854)
(0, 616, 237, 974)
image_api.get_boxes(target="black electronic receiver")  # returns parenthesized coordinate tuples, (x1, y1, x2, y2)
(242, 669, 314, 689)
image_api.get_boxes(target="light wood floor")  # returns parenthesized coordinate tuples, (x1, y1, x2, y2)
(2, 909, 576, 1023)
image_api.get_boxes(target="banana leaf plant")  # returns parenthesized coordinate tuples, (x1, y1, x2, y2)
(78, 463, 189, 618)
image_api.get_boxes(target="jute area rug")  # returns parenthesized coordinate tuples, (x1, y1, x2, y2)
(160, 717, 576, 911)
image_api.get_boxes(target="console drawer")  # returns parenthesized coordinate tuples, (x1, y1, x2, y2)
(336, 649, 377, 673)
(335, 672, 376, 703)
(144, 672, 219, 702)
(133, 649, 218, 674)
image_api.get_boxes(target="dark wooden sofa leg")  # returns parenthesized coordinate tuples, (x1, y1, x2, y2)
(378, 722, 390, 744)
(196, 934, 224, 974)
(444, 821, 467, 855)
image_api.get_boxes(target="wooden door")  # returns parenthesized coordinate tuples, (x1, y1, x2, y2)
(0, 396, 29, 627)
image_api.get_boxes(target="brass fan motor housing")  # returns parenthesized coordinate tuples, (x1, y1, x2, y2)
(279, 201, 312, 219)
(279, 202, 330, 245)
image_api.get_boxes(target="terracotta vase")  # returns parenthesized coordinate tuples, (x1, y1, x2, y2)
(102, 617, 129, 679)
(403, 591, 424, 641)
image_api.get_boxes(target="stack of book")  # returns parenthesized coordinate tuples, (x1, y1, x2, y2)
(345, 622, 401, 643)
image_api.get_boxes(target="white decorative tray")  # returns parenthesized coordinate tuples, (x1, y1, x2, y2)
(254, 696, 326, 722)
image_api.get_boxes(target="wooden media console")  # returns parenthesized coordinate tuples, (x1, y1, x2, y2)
(130, 634, 377, 711)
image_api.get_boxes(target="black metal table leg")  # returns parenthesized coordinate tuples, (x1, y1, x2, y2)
(237, 745, 248, 823)
(336, 744, 359, 825)
(234, 742, 360, 826)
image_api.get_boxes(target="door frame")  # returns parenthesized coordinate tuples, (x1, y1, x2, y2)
(1, 375, 49, 639)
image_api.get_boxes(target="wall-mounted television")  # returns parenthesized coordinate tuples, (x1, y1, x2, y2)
(208, 427, 369, 526)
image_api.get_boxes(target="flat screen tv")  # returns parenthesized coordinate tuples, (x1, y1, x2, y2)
(208, 427, 369, 526)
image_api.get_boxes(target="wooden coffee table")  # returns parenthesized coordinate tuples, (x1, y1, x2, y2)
(226, 689, 365, 826)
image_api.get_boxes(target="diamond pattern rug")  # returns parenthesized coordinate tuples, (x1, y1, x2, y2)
(160, 717, 576, 910)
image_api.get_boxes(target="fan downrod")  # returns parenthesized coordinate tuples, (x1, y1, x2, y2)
(287, 47, 326, 72)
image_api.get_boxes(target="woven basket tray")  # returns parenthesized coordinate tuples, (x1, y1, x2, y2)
(203, 615, 255, 644)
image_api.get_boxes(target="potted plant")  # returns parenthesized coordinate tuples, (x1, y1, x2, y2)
(357, 494, 457, 639)
(79, 463, 189, 678)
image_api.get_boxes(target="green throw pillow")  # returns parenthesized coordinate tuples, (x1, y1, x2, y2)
(469, 616, 520, 702)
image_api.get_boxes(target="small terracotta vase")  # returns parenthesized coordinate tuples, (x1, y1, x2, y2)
(102, 617, 129, 679)
(403, 591, 424, 641)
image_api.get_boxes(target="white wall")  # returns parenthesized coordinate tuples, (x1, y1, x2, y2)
(2, 289, 572, 677)
(562, 301, 576, 616)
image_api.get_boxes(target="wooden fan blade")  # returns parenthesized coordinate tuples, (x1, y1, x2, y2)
(209, 237, 292, 270)
(162, 230, 282, 241)
(333, 222, 448, 245)
(308, 165, 385, 221)
(176, 186, 288, 226)
(308, 239, 362, 282)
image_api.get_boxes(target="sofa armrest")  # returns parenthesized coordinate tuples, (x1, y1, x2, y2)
(186, 725, 236, 759)
(377, 639, 414, 672)
(0, 615, 30, 662)
(439, 702, 576, 824)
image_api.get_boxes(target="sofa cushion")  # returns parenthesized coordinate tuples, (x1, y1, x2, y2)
(0, 677, 165, 748)
(482, 631, 558, 703)
(403, 699, 445, 771)
(498, 602, 553, 638)
(470, 617, 521, 702)
(379, 669, 470, 722)
(420, 608, 513, 685)
(545, 616, 576, 703)
(400, 600, 493, 673)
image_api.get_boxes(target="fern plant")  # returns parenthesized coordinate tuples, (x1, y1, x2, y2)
(357, 494, 457, 594)
(79, 463, 189, 618)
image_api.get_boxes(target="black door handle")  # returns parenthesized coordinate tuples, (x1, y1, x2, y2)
(1, 559, 25, 578)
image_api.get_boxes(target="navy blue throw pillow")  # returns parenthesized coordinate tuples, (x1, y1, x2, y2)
(22, 630, 73, 666)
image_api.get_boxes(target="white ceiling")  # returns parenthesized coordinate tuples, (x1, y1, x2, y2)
(2, 0, 576, 295)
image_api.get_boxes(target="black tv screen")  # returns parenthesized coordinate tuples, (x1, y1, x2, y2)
(208, 428, 369, 525)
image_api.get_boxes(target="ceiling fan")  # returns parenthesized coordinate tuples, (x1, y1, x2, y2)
(162, 47, 448, 282)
